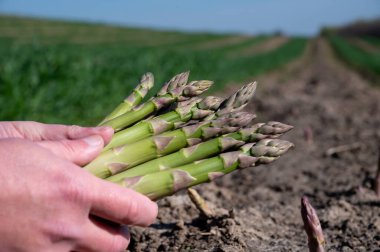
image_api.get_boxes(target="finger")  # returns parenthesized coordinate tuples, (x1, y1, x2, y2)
(37, 135, 104, 166)
(87, 178, 158, 227)
(2, 121, 113, 144)
(75, 217, 130, 252)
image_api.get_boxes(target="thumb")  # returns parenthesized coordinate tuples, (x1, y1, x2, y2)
(37, 135, 104, 166)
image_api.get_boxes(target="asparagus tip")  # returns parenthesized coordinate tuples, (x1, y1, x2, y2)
(141, 72, 154, 88)
(198, 96, 224, 110)
(301, 196, 326, 252)
(170, 71, 190, 89)
(217, 81, 258, 115)
(216, 111, 256, 129)
(158, 71, 190, 96)
(184, 80, 213, 97)
(250, 139, 294, 158)
(258, 121, 294, 135)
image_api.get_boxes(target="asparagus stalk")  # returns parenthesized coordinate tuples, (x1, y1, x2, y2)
(85, 112, 255, 178)
(99, 73, 154, 125)
(102, 96, 223, 152)
(107, 121, 293, 181)
(301, 196, 326, 252)
(113, 139, 293, 200)
(99, 72, 213, 131)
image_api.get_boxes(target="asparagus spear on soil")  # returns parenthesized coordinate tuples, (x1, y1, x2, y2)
(113, 139, 293, 200)
(375, 147, 380, 197)
(107, 121, 293, 181)
(301, 196, 326, 252)
(85, 112, 255, 178)
(187, 188, 215, 218)
(99, 72, 213, 131)
(99, 72, 154, 124)
(102, 96, 223, 152)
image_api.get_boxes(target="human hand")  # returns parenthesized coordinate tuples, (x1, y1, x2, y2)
(0, 138, 157, 251)
(0, 121, 113, 166)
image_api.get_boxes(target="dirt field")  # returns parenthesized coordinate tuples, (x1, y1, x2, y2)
(228, 36, 289, 58)
(128, 38, 380, 252)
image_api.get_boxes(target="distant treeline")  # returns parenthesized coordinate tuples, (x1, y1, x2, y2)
(325, 19, 380, 37)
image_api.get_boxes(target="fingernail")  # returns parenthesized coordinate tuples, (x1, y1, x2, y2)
(119, 225, 130, 239)
(82, 135, 104, 148)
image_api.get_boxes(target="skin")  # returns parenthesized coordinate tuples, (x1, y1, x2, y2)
(0, 121, 158, 252)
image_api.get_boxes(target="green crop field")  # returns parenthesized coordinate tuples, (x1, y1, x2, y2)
(362, 36, 380, 47)
(0, 15, 308, 125)
(328, 35, 380, 83)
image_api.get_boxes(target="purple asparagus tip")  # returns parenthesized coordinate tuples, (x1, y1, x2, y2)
(301, 196, 326, 252)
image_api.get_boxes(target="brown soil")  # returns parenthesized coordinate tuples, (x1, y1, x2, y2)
(228, 36, 289, 58)
(128, 38, 380, 252)
(194, 36, 253, 50)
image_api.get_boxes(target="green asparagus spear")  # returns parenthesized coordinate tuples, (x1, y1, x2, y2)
(85, 112, 255, 178)
(113, 139, 294, 200)
(107, 121, 293, 181)
(99, 72, 154, 125)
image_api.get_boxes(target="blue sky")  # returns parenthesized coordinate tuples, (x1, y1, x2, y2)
(0, 0, 379, 36)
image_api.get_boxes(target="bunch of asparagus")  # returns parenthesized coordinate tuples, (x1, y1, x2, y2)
(84, 72, 294, 200)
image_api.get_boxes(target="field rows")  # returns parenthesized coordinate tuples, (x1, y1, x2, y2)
(327, 34, 380, 82)
(0, 16, 307, 125)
